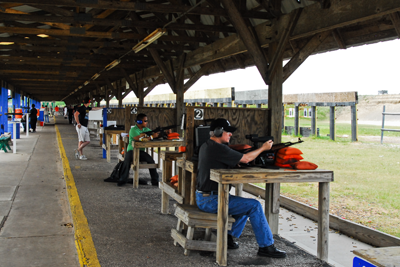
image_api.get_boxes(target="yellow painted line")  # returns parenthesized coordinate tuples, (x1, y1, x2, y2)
(55, 124, 100, 267)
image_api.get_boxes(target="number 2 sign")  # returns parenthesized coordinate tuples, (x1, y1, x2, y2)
(194, 109, 204, 120)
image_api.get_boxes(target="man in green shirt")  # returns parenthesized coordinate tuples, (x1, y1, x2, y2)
(118, 113, 160, 186)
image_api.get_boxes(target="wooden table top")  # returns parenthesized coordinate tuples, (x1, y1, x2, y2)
(353, 246, 400, 267)
(132, 139, 185, 148)
(210, 167, 334, 184)
(104, 129, 125, 135)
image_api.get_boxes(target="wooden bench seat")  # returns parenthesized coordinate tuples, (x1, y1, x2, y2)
(171, 204, 235, 255)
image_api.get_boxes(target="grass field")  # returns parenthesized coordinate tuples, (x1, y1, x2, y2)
(256, 120, 400, 238)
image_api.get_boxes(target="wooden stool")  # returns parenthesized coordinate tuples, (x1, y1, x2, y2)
(171, 204, 235, 255)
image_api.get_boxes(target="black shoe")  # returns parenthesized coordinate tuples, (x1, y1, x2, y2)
(117, 180, 126, 186)
(139, 178, 148, 185)
(151, 181, 159, 186)
(258, 244, 286, 258)
(228, 234, 239, 249)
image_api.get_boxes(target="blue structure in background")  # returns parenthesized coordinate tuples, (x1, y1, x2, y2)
(102, 107, 107, 159)
(0, 87, 9, 135)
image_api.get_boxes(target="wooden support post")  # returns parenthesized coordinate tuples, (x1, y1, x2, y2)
(264, 183, 280, 234)
(138, 84, 144, 107)
(318, 182, 330, 261)
(351, 105, 358, 142)
(311, 106, 317, 136)
(161, 158, 172, 214)
(329, 106, 336, 141)
(216, 183, 229, 266)
(294, 105, 300, 136)
(281, 104, 285, 131)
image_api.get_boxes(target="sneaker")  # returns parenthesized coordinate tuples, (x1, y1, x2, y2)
(74, 149, 79, 159)
(258, 244, 286, 258)
(79, 155, 87, 160)
(228, 234, 239, 249)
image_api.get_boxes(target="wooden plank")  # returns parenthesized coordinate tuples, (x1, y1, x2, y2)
(242, 183, 400, 247)
(353, 247, 400, 267)
(283, 92, 358, 104)
(159, 182, 183, 204)
(216, 184, 229, 266)
(317, 182, 330, 261)
(161, 159, 172, 214)
(220, 0, 269, 84)
(210, 169, 334, 184)
(283, 31, 331, 82)
(171, 229, 217, 252)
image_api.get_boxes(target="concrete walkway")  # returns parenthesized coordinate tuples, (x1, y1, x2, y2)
(0, 119, 79, 266)
(0, 116, 374, 267)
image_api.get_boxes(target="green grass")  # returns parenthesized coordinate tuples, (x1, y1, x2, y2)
(256, 134, 400, 237)
(284, 118, 400, 138)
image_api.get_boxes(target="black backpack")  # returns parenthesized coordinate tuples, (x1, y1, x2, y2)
(104, 161, 123, 182)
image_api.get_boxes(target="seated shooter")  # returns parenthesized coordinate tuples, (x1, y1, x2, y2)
(196, 118, 286, 258)
(117, 113, 162, 186)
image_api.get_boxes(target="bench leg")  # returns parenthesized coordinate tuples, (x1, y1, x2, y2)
(205, 228, 212, 241)
(174, 219, 183, 246)
(184, 226, 194, 256)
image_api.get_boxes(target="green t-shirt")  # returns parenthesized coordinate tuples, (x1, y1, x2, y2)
(127, 125, 152, 152)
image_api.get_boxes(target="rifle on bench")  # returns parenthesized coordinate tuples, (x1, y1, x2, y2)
(144, 124, 179, 140)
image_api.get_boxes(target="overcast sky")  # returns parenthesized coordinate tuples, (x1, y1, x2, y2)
(149, 38, 400, 96)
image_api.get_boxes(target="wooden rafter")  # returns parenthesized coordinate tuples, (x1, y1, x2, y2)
(220, 0, 270, 84)
(283, 31, 331, 82)
(390, 12, 400, 38)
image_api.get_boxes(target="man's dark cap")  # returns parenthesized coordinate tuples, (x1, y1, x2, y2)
(210, 118, 237, 133)
(83, 97, 90, 104)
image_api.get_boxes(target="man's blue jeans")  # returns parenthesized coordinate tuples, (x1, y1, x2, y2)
(44, 115, 49, 123)
(196, 192, 274, 247)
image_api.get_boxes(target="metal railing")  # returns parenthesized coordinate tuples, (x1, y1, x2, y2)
(381, 105, 400, 144)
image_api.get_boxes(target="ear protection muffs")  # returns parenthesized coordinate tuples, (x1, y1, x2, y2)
(214, 127, 224, 137)
(136, 119, 143, 124)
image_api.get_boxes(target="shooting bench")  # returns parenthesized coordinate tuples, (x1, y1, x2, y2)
(104, 129, 125, 163)
(0, 136, 11, 152)
(160, 151, 185, 214)
(131, 139, 185, 188)
(171, 204, 235, 256)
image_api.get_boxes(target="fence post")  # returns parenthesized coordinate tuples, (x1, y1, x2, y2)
(381, 105, 386, 144)
(351, 105, 358, 142)
(329, 106, 336, 141)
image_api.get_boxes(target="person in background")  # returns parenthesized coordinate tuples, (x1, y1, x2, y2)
(67, 105, 74, 124)
(74, 97, 92, 160)
(29, 104, 38, 132)
(196, 118, 287, 258)
(55, 106, 59, 116)
(44, 105, 49, 123)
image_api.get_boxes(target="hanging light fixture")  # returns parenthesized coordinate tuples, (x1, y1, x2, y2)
(105, 59, 121, 71)
(132, 28, 166, 53)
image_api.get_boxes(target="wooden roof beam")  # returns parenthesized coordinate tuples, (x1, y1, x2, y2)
(389, 12, 400, 38)
(283, 31, 331, 83)
(332, 28, 346, 49)
(220, 0, 270, 84)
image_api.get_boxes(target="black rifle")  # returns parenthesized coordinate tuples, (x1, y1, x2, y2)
(144, 124, 179, 139)
(241, 135, 304, 167)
